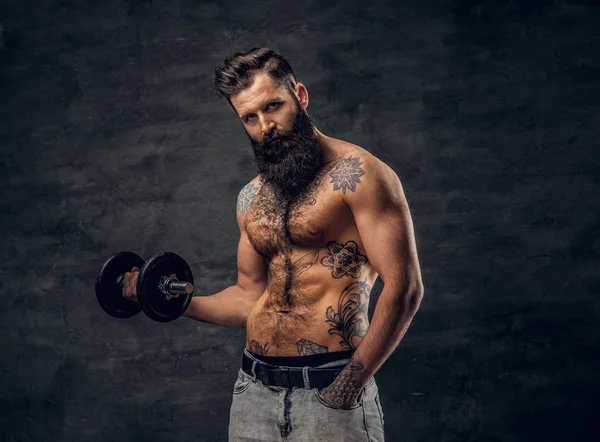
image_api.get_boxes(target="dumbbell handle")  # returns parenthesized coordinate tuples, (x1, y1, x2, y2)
(159, 275, 194, 298)
(119, 273, 194, 299)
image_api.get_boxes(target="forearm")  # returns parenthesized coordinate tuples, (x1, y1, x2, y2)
(182, 284, 260, 328)
(352, 285, 423, 383)
(318, 285, 423, 407)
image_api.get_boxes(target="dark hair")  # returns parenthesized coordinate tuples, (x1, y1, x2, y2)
(214, 47, 297, 102)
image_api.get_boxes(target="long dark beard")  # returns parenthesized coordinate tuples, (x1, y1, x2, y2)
(249, 108, 323, 206)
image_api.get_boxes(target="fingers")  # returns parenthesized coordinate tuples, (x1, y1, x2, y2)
(122, 267, 140, 303)
(122, 270, 182, 302)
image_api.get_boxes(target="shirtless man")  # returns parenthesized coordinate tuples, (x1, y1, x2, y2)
(123, 47, 424, 441)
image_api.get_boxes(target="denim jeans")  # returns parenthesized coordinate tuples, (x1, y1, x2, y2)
(228, 350, 385, 441)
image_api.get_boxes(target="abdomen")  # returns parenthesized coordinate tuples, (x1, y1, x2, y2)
(245, 267, 375, 356)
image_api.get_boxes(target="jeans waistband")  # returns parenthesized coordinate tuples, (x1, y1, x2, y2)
(241, 349, 350, 390)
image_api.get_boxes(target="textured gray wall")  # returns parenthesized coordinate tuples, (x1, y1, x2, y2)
(1, 0, 599, 441)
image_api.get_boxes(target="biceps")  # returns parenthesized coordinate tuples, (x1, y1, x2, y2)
(236, 230, 268, 297)
(359, 207, 420, 290)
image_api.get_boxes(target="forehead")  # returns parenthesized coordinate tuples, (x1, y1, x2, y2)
(230, 72, 289, 117)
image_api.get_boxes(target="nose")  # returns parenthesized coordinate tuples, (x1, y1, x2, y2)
(260, 116, 276, 140)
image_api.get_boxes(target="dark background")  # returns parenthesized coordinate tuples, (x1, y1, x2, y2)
(1, 0, 599, 441)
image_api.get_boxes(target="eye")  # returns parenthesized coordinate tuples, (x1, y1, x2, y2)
(266, 102, 281, 111)
(245, 114, 257, 123)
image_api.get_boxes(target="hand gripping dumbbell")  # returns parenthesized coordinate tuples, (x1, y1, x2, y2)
(95, 251, 194, 323)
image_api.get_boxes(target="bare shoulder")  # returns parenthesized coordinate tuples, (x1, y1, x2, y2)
(236, 175, 262, 216)
(327, 142, 402, 202)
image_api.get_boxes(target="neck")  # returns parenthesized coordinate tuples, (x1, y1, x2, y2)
(312, 126, 338, 165)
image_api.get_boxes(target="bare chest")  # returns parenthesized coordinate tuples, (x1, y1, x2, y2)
(245, 185, 349, 258)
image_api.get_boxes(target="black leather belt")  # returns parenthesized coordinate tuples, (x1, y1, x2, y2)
(241, 352, 345, 390)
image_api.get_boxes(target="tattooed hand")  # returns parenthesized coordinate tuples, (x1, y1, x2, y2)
(317, 360, 367, 409)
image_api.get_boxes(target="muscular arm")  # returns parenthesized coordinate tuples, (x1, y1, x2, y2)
(320, 155, 424, 406)
(183, 182, 267, 327)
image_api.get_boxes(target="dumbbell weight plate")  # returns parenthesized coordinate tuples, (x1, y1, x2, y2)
(137, 252, 194, 323)
(95, 251, 145, 318)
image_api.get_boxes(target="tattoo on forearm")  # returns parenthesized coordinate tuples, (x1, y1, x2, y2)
(296, 339, 329, 355)
(329, 156, 365, 194)
(345, 360, 365, 371)
(321, 240, 368, 278)
(237, 183, 258, 215)
(270, 250, 319, 280)
(248, 340, 270, 355)
(323, 359, 366, 407)
(325, 281, 371, 350)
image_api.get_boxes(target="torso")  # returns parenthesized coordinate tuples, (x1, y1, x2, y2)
(244, 143, 378, 356)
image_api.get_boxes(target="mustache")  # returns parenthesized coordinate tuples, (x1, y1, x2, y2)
(259, 128, 296, 149)
(258, 107, 314, 144)
(252, 129, 300, 164)
(263, 131, 284, 144)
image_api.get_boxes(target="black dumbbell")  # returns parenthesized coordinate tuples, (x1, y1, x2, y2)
(137, 252, 194, 322)
(95, 251, 194, 323)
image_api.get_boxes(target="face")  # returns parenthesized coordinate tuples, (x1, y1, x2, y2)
(231, 72, 299, 144)
(230, 72, 323, 205)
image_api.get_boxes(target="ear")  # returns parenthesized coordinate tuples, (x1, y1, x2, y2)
(293, 82, 309, 111)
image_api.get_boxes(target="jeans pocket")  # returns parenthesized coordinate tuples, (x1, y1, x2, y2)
(313, 376, 376, 410)
(364, 377, 376, 392)
(233, 370, 253, 395)
(313, 388, 363, 410)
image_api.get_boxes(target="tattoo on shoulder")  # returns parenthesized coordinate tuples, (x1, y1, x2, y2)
(248, 340, 270, 355)
(297, 339, 329, 355)
(237, 183, 258, 215)
(329, 156, 366, 194)
(321, 240, 368, 278)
